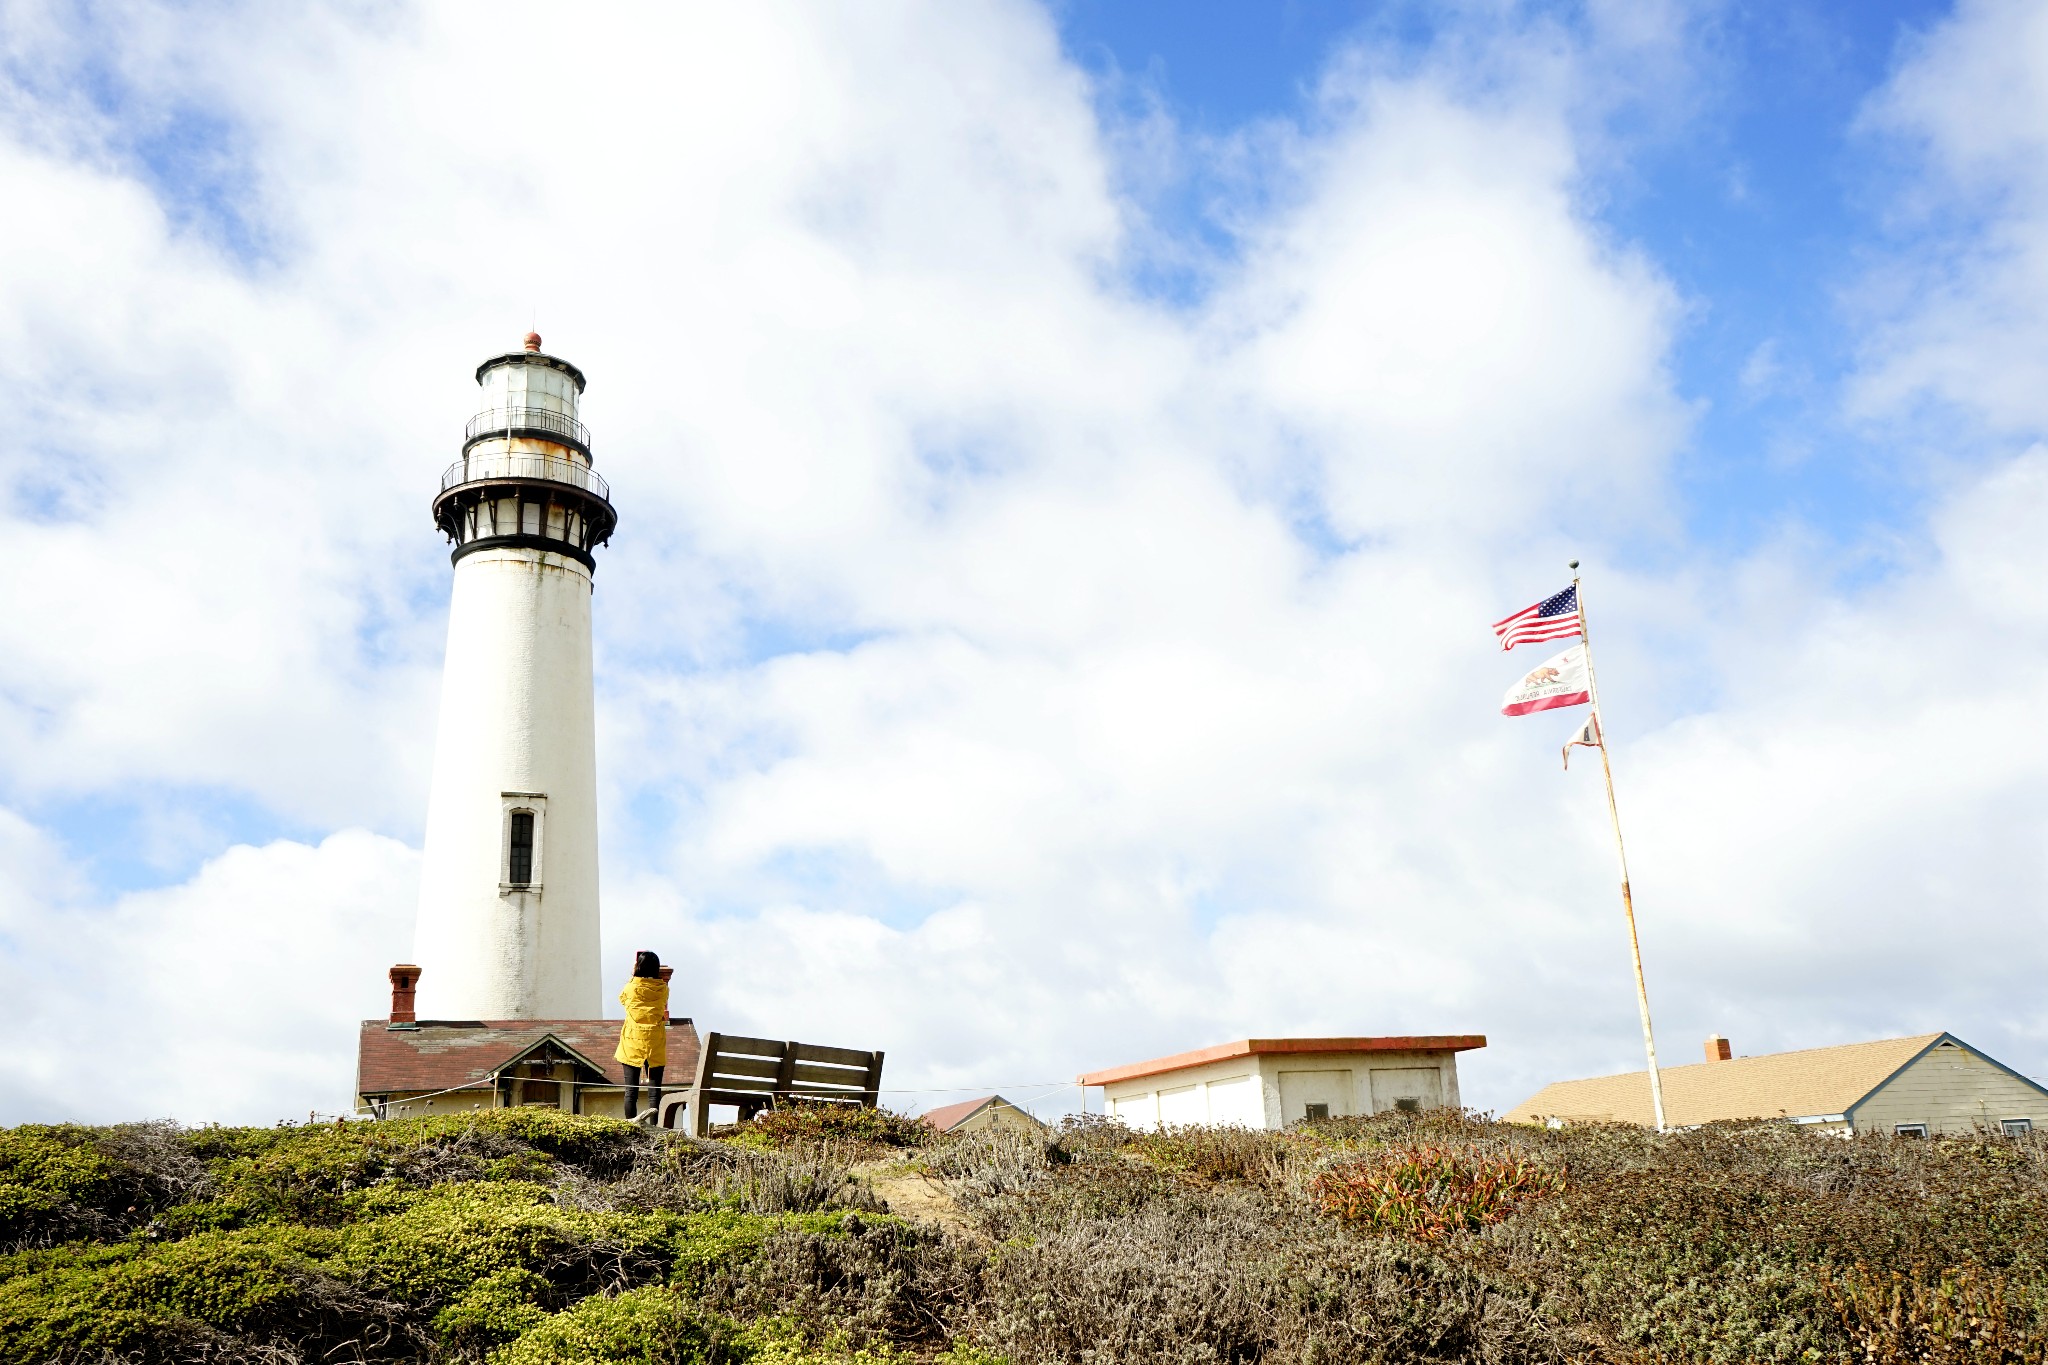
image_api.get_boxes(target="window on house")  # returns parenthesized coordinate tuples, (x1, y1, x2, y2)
(1894, 1123, 1929, 1138)
(2002, 1118, 2033, 1138)
(1303, 1102, 1330, 1121)
(508, 810, 535, 886)
(1395, 1098, 1421, 1114)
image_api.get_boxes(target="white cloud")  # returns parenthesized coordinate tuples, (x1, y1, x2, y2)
(1621, 446, 2048, 1050)
(1219, 78, 1686, 544)
(1850, 0, 2048, 431)
(0, 828, 418, 1124)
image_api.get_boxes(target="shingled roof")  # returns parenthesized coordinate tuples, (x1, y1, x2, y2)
(1504, 1034, 1944, 1127)
(356, 1018, 703, 1099)
(919, 1096, 994, 1133)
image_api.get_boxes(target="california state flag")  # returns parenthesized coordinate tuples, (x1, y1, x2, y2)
(1501, 643, 1591, 716)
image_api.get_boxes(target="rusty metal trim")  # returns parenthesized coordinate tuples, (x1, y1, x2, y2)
(475, 349, 587, 392)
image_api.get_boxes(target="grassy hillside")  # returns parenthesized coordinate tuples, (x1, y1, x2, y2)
(3, 1106, 2045, 1363)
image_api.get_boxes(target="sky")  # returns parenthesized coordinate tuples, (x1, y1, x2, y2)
(1, 0, 2044, 1126)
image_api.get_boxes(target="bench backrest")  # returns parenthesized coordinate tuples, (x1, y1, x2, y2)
(687, 1031, 885, 1136)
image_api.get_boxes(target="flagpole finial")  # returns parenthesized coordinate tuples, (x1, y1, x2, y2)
(1568, 559, 1580, 570)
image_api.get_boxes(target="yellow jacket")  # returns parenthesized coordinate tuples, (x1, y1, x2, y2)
(615, 976, 669, 1068)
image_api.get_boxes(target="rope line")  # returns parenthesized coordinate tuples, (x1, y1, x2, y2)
(325, 1075, 1085, 1121)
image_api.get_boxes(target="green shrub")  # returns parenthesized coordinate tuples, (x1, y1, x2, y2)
(462, 1109, 649, 1172)
(186, 1111, 641, 1227)
(668, 1208, 812, 1281)
(734, 1104, 931, 1151)
(433, 1265, 554, 1352)
(0, 1122, 208, 1250)
(491, 1284, 728, 1365)
(0, 1227, 374, 1363)
(703, 1148, 886, 1216)
(0, 1188, 873, 1362)
(1127, 1123, 1298, 1184)
(1817, 1260, 2048, 1364)
(727, 1316, 914, 1362)
(8, 1111, 2048, 1363)
(339, 1180, 677, 1304)
(0, 1242, 159, 1360)
(0, 1127, 120, 1248)
(700, 1213, 966, 1351)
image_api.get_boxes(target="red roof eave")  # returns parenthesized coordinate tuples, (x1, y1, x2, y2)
(354, 1018, 702, 1098)
(1079, 1035, 1486, 1087)
(919, 1095, 996, 1133)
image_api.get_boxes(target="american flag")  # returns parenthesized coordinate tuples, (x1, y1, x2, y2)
(1493, 584, 1582, 651)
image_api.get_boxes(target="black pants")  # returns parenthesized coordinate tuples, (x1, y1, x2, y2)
(623, 1064, 664, 1120)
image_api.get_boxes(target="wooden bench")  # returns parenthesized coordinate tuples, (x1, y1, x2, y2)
(686, 1032, 886, 1137)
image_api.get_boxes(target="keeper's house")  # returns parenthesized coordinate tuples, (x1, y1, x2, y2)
(919, 1095, 1048, 1136)
(1080, 1035, 1485, 1130)
(1506, 1032, 2048, 1137)
(355, 965, 702, 1123)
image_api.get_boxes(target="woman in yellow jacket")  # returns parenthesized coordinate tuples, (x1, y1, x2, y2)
(616, 950, 669, 1121)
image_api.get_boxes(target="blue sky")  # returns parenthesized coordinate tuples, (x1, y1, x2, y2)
(1056, 0, 1957, 562)
(1, 0, 2045, 1124)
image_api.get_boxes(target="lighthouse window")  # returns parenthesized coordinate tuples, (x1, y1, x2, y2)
(507, 811, 535, 886)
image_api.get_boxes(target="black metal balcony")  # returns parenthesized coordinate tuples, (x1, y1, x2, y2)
(439, 452, 609, 502)
(434, 451, 617, 571)
(463, 406, 591, 457)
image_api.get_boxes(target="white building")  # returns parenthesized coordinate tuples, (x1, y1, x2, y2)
(1081, 1035, 1486, 1129)
(410, 334, 616, 1021)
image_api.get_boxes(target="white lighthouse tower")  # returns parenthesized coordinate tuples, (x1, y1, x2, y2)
(411, 333, 616, 1020)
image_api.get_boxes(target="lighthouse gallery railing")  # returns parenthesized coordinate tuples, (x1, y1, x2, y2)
(465, 406, 591, 451)
(440, 452, 610, 503)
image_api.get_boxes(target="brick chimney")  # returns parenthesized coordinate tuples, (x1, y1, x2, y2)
(1705, 1034, 1732, 1063)
(388, 964, 422, 1025)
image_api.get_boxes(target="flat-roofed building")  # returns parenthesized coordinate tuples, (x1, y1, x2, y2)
(1080, 1035, 1485, 1130)
(1506, 1032, 2048, 1136)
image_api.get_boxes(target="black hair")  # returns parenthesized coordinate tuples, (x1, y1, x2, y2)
(633, 950, 662, 979)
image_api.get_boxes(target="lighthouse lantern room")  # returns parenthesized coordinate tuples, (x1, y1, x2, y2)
(410, 333, 615, 1021)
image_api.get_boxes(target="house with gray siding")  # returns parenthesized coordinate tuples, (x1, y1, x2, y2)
(1507, 1032, 2048, 1136)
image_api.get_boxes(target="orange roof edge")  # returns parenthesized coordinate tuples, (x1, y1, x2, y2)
(919, 1095, 998, 1132)
(1079, 1035, 1486, 1087)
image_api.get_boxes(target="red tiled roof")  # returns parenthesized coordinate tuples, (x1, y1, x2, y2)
(920, 1095, 997, 1132)
(355, 1018, 703, 1098)
(1079, 1035, 1487, 1087)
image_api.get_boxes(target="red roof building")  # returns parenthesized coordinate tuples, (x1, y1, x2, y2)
(355, 965, 701, 1125)
(918, 1094, 1047, 1135)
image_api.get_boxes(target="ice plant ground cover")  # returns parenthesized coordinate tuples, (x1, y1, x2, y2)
(1308, 1142, 1566, 1241)
(2, 1105, 2046, 1363)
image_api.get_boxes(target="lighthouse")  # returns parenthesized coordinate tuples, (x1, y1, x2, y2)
(410, 334, 616, 1020)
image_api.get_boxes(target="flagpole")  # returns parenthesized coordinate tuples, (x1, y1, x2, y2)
(1570, 559, 1668, 1133)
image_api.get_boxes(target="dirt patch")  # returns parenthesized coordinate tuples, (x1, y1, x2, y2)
(860, 1162, 972, 1233)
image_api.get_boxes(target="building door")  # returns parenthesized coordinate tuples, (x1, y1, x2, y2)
(1368, 1067, 1443, 1114)
(1205, 1075, 1258, 1126)
(1108, 1092, 1156, 1129)
(1278, 1070, 1352, 1123)
(1158, 1084, 1204, 1127)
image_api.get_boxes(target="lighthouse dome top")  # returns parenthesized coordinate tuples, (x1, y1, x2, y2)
(475, 335, 588, 405)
